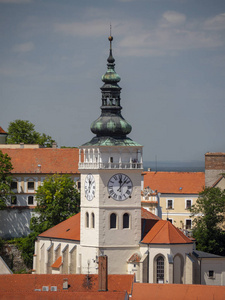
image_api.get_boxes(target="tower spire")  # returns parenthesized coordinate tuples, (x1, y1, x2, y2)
(82, 35, 141, 147)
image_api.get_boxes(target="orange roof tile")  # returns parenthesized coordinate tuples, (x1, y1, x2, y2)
(0, 291, 128, 300)
(141, 220, 192, 244)
(51, 256, 62, 268)
(1, 148, 79, 174)
(141, 207, 160, 220)
(128, 253, 141, 263)
(132, 283, 225, 300)
(39, 212, 80, 241)
(0, 126, 7, 134)
(144, 171, 205, 194)
(0, 274, 134, 294)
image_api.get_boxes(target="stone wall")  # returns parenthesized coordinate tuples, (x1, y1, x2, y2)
(0, 243, 29, 273)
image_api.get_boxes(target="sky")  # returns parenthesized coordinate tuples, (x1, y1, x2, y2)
(1, 0, 225, 168)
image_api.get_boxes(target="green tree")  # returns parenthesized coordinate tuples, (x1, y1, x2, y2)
(0, 150, 13, 209)
(190, 187, 225, 256)
(18, 174, 80, 268)
(7, 120, 55, 147)
(31, 174, 80, 233)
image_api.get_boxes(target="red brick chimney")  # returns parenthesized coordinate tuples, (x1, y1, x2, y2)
(98, 255, 108, 292)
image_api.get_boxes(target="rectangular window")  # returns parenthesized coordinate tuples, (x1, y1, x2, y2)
(11, 181, 17, 190)
(168, 219, 173, 224)
(208, 270, 214, 278)
(186, 199, 192, 209)
(110, 157, 113, 163)
(28, 196, 34, 205)
(167, 199, 173, 209)
(11, 196, 17, 205)
(27, 181, 34, 190)
(77, 181, 81, 189)
(186, 219, 192, 230)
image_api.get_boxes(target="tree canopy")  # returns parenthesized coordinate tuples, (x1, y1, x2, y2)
(7, 120, 55, 147)
(189, 187, 225, 256)
(30, 174, 80, 234)
(0, 150, 13, 209)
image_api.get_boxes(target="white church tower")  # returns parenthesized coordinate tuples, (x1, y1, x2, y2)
(78, 35, 143, 274)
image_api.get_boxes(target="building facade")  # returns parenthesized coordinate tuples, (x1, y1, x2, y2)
(142, 171, 205, 234)
(0, 145, 80, 238)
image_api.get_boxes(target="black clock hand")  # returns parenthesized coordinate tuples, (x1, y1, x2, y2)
(118, 178, 128, 192)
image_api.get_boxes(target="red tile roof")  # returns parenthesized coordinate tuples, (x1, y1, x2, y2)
(1, 148, 79, 174)
(128, 253, 141, 263)
(141, 219, 192, 244)
(51, 256, 62, 268)
(39, 209, 160, 242)
(144, 171, 205, 194)
(141, 207, 160, 220)
(39, 212, 80, 241)
(0, 126, 7, 134)
(132, 283, 225, 300)
(0, 274, 134, 295)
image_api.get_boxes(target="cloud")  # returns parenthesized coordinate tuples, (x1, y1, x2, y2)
(54, 9, 225, 57)
(54, 20, 107, 37)
(160, 11, 186, 27)
(0, 0, 32, 3)
(203, 13, 225, 30)
(13, 42, 34, 53)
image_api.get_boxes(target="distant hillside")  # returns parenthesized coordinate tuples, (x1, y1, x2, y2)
(143, 161, 205, 172)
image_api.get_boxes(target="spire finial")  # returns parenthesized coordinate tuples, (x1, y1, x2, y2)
(108, 24, 113, 50)
(108, 25, 114, 64)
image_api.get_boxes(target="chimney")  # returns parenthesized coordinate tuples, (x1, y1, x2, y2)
(52, 142, 57, 148)
(63, 278, 68, 290)
(98, 255, 108, 292)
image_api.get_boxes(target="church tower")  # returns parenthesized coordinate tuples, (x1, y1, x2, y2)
(78, 35, 143, 274)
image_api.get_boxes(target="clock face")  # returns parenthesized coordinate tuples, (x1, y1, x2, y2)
(84, 174, 96, 201)
(108, 173, 133, 201)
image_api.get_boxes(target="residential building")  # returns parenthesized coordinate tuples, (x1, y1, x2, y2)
(142, 171, 205, 233)
(0, 145, 80, 238)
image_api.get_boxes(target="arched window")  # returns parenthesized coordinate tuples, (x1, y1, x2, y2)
(28, 196, 34, 205)
(91, 213, 95, 228)
(123, 213, 130, 229)
(156, 256, 164, 283)
(110, 213, 117, 229)
(86, 212, 89, 228)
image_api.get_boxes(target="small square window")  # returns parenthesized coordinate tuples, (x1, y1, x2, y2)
(28, 181, 34, 190)
(11, 196, 17, 205)
(208, 270, 214, 278)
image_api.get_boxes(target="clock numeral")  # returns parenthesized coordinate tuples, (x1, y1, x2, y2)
(113, 175, 117, 180)
(126, 190, 131, 195)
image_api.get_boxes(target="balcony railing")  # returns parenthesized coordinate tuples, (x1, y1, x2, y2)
(79, 162, 143, 170)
